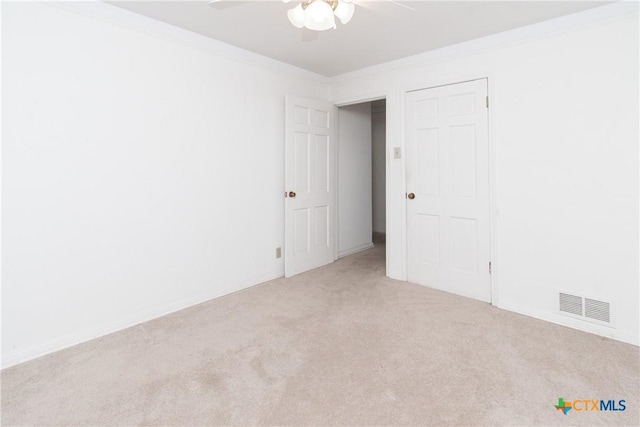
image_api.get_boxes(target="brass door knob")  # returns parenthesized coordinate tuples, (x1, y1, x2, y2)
(289, 191, 296, 198)
(407, 193, 415, 200)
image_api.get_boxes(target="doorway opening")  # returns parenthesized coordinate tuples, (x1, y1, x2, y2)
(337, 98, 387, 272)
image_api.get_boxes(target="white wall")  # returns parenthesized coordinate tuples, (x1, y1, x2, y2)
(371, 100, 386, 235)
(338, 103, 373, 257)
(330, 3, 639, 345)
(1, 1, 328, 367)
(3, 2, 637, 371)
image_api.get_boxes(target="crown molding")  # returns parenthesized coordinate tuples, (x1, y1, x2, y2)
(328, 1, 639, 85)
(49, 0, 330, 86)
(30, 1, 640, 90)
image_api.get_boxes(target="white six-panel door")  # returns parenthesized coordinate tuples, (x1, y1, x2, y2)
(405, 79, 491, 302)
(285, 96, 336, 277)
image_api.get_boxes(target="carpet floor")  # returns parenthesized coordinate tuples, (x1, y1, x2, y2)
(2, 245, 638, 426)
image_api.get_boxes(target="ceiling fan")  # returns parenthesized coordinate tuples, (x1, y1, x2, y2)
(208, 0, 415, 32)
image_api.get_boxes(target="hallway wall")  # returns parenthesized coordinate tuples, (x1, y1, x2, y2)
(371, 100, 386, 239)
(338, 103, 373, 257)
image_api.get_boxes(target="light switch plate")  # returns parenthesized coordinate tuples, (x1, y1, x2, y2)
(394, 147, 402, 159)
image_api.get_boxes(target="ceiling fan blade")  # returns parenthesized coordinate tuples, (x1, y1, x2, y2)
(386, 0, 415, 12)
(208, 0, 248, 10)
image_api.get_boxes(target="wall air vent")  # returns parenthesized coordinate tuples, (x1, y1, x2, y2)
(559, 292, 582, 316)
(585, 298, 610, 323)
(558, 292, 612, 327)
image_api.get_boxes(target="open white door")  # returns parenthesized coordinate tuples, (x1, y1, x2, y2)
(285, 96, 336, 277)
(406, 79, 491, 302)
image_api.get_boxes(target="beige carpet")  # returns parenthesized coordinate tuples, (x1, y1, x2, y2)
(2, 245, 638, 426)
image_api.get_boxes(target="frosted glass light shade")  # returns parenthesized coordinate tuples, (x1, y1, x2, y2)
(304, 0, 336, 31)
(334, 1, 355, 24)
(287, 4, 305, 28)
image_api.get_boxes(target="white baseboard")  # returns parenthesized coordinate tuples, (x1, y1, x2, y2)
(497, 301, 639, 346)
(1, 269, 283, 369)
(338, 242, 375, 259)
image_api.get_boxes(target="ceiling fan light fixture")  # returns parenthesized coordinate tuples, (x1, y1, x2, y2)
(287, 4, 305, 28)
(284, 0, 355, 31)
(304, 0, 336, 31)
(334, 1, 355, 24)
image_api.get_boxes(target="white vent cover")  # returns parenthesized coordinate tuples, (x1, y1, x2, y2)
(558, 292, 612, 326)
(585, 298, 610, 323)
(559, 293, 583, 316)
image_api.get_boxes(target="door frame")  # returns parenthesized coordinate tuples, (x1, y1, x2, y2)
(333, 92, 390, 274)
(331, 78, 498, 305)
(332, 76, 500, 306)
(402, 75, 499, 306)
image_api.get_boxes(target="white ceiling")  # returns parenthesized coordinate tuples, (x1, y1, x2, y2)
(108, 0, 611, 76)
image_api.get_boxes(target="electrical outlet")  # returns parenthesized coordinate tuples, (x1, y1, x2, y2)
(275, 247, 282, 258)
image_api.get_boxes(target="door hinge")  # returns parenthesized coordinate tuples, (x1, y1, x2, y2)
(489, 261, 492, 274)
(486, 96, 489, 109)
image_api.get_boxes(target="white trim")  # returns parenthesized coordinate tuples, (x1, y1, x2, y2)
(385, 92, 400, 280)
(332, 104, 340, 261)
(498, 301, 638, 347)
(0, 0, 4, 369)
(328, 2, 639, 85)
(338, 242, 374, 259)
(334, 93, 386, 108)
(395, 90, 408, 281)
(41, 0, 639, 87)
(486, 74, 500, 307)
(1, 269, 284, 369)
(50, 0, 329, 85)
